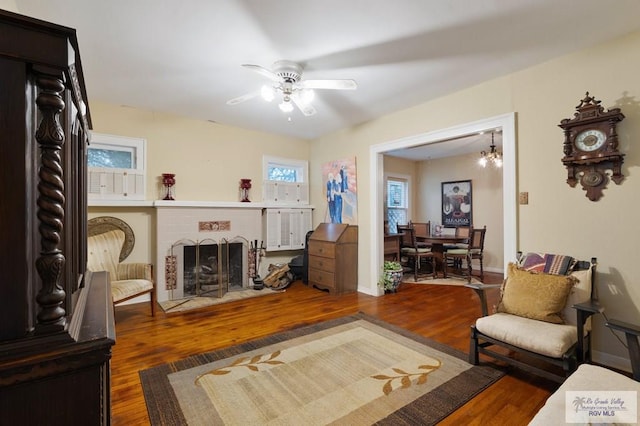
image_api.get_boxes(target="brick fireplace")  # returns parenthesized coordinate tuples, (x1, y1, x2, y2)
(155, 202, 263, 302)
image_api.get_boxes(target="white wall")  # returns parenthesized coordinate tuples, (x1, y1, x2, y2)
(416, 152, 504, 272)
(88, 103, 311, 288)
(86, 30, 640, 370)
(310, 30, 640, 369)
(0, 1, 18, 13)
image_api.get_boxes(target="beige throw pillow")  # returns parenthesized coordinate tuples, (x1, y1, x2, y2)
(497, 263, 576, 324)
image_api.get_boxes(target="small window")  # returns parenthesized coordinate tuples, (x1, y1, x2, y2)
(88, 132, 145, 172)
(263, 156, 307, 183)
(386, 176, 409, 233)
(262, 156, 309, 204)
(87, 133, 146, 201)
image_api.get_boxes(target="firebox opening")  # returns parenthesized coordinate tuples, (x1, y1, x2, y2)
(182, 242, 244, 297)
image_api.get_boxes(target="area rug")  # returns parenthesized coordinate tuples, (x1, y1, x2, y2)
(401, 275, 482, 286)
(140, 313, 504, 425)
(159, 288, 285, 314)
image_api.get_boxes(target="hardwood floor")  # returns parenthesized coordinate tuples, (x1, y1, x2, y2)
(111, 271, 558, 425)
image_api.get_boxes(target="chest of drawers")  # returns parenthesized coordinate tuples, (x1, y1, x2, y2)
(308, 223, 358, 295)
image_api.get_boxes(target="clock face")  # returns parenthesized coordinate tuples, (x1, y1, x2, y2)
(575, 129, 606, 152)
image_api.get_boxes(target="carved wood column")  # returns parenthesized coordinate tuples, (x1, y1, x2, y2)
(34, 72, 67, 334)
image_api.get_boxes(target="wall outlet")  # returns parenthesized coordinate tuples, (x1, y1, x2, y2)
(519, 192, 529, 205)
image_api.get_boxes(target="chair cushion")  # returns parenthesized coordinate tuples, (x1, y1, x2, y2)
(111, 279, 153, 303)
(87, 229, 125, 280)
(446, 248, 468, 255)
(401, 247, 431, 254)
(476, 312, 577, 358)
(497, 263, 575, 324)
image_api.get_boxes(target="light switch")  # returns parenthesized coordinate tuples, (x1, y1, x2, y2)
(519, 192, 529, 205)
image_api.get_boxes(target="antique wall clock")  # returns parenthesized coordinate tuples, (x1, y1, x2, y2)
(559, 92, 625, 201)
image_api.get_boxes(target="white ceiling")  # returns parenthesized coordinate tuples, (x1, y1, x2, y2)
(385, 130, 502, 161)
(14, 0, 640, 141)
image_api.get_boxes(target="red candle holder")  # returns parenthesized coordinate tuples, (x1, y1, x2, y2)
(162, 173, 175, 200)
(240, 178, 252, 202)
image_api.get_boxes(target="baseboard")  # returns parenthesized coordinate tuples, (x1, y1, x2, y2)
(592, 349, 632, 373)
(482, 266, 503, 274)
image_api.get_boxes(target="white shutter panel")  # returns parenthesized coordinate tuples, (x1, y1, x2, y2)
(263, 181, 277, 203)
(112, 171, 124, 195)
(289, 210, 306, 248)
(297, 183, 309, 204)
(88, 171, 102, 196)
(279, 211, 291, 248)
(263, 209, 280, 250)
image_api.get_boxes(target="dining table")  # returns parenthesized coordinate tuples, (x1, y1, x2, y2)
(417, 234, 469, 275)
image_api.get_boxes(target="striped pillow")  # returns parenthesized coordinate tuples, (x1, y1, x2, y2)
(520, 252, 574, 275)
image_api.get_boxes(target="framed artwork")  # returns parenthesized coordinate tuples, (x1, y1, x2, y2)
(441, 180, 472, 227)
(321, 157, 358, 224)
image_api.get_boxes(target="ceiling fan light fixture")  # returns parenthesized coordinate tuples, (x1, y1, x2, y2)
(278, 100, 293, 113)
(230, 60, 356, 117)
(261, 85, 275, 102)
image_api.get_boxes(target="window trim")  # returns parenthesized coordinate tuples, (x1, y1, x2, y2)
(262, 155, 308, 183)
(87, 132, 146, 201)
(384, 172, 412, 210)
(88, 132, 146, 172)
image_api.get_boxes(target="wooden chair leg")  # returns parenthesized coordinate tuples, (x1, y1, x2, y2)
(466, 252, 472, 283)
(469, 326, 480, 365)
(430, 256, 436, 278)
(442, 254, 448, 278)
(150, 288, 156, 317)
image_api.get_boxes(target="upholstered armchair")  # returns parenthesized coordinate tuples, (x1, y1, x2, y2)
(467, 253, 600, 382)
(87, 217, 156, 316)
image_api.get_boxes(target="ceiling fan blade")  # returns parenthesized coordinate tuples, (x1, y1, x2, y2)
(241, 64, 282, 83)
(226, 90, 260, 105)
(291, 94, 316, 116)
(298, 79, 357, 90)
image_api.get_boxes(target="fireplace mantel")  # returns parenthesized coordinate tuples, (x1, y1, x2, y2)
(89, 199, 314, 209)
(154, 200, 314, 209)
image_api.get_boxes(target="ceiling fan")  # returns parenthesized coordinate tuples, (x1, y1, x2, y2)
(226, 60, 357, 116)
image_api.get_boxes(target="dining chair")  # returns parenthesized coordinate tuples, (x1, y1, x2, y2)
(396, 224, 413, 249)
(409, 221, 430, 239)
(443, 226, 486, 282)
(444, 225, 471, 268)
(409, 221, 432, 249)
(400, 227, 436, 281)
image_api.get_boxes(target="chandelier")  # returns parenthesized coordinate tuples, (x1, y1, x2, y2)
(478, 132, 502, 168)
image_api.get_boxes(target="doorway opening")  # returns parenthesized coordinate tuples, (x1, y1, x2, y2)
(369, 113, 517, 295)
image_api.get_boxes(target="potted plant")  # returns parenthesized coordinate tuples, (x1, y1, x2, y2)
(378, 260, 404, 293)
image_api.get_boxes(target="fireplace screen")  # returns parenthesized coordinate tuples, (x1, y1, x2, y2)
(167, 238, 246, 300)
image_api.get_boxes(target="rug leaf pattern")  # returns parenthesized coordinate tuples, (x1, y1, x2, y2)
(372, 359, 442, 395)
(194, 350, 285, 385)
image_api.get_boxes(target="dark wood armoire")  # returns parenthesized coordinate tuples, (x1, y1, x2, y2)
(0, 9, 115, 425)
